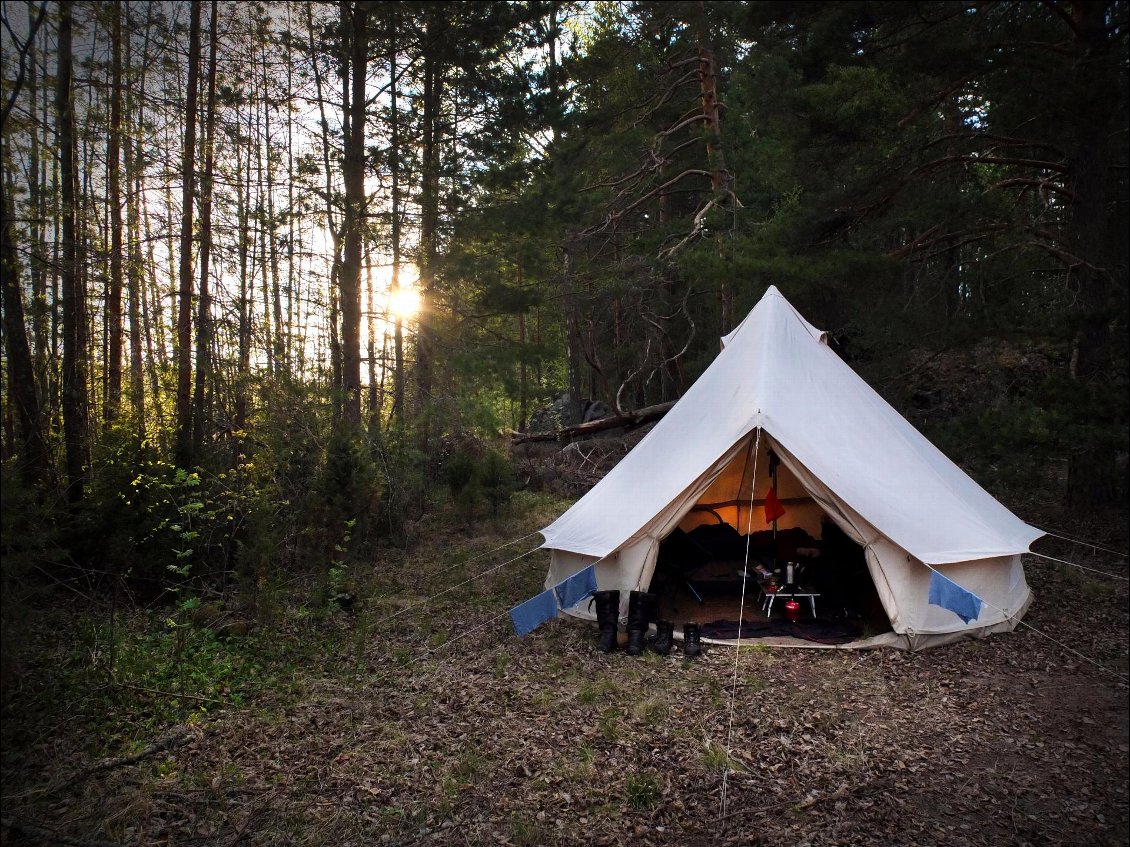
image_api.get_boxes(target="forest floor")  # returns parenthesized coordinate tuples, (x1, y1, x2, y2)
(1, 491, 1127, 847)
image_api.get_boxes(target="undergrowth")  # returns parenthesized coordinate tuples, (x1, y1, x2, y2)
(0, 491, 566, 767)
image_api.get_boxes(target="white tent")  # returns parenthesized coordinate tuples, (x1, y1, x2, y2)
(540, 286, 1042, 650)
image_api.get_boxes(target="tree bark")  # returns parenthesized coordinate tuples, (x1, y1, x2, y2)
(57, 0, 88, 503)
(262, 33, 285, 375)
(124, 63, 146, 442)
(234, 96, 252, 444)
(339, 0, 368, 430)
(1064, 0, 1120, 508)
(511, 401, 675, 444)
(1, 175, 50, 485)
(174, 0, 202, 466)
(388, 9, 405, 428)
(26, 1, 50, 418)
(104, 2, 124, 422)
(365, 241, 380, 435)
(192, 0, 219, 448)
(415, 12, 442, 428)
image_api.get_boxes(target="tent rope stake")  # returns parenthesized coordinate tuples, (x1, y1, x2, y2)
(720, 428, 761, 827)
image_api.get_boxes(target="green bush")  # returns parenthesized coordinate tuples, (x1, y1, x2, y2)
(444, 445, 515, 522)
(85, 435, 228, 592)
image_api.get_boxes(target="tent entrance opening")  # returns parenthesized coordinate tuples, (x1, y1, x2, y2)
(650, 435, 890, 643)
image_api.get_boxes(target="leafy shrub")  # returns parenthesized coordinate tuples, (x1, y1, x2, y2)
(444, 445, 516, 523)
(85, 436, 228, 593)
(479, 449, 515, 516)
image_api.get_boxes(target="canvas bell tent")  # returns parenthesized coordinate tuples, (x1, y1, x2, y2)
(539, 286, 1043, 650)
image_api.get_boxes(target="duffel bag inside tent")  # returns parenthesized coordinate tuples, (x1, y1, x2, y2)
(540, 286, 1042, 650)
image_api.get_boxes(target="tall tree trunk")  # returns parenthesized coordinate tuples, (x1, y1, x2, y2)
(415, 14, 442, 427)
(234, 102, 252, 443)
(548, 3, 581, 423)
(388, 10, 404, 428)
(695, 44, 733, 333)
(104, 2, 124, 422)
(126, 2, 156, 443)
(253, 46, 274, 378)
(174, 0, 202, 465)
(365, 241, 380, 436)
(285, 4, 297, 377)
(262, 38, 285, 375)
(57, 0, 87, 502)
(27, 1, 50, 419)
(517, 306, 527, 432)
(2, 174, 50, 485)
(339, 0, 368, 430)
(1065, 0, 1120, 508)
(305, 0, 343, 403)
(125, 119, 145, 440)
(193, 0, 219, 447)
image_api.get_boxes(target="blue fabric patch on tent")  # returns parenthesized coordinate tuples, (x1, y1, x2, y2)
(510, 589, 558, 637)
(928, 570, 982, 624)
(554, 565, 597, 611)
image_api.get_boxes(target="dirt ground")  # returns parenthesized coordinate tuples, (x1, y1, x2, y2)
(1, 501, 1127, 847)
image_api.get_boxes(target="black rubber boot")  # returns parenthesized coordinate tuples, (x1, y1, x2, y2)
(652, 620, 674, 656)
(593, 590, 620, 653)
(625, 591, 658, 656)
(683, 622, 703, 658)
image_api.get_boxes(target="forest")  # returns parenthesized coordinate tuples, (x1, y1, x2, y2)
(1, 1, 1127, 845)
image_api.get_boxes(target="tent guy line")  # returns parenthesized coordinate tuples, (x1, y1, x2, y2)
(428, 607, 515, 656)
(1026, 552, 1130, 581)
(381, 542, 544, 626)
(1037, 530, 1129, 559)
(921, 562, 1129, 686)
(720, 429, 762, 826)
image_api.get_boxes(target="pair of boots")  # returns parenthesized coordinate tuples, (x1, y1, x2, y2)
(593, 590, 702, 658)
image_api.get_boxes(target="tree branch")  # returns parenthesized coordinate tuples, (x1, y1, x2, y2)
(0, 1, 49, 134)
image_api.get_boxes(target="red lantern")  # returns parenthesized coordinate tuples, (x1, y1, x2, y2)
(784, 599, 801, 622)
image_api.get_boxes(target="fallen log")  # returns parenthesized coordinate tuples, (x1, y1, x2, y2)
(511, 400, 675, 444)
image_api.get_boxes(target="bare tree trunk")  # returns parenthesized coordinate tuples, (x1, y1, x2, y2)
(388, 9, 405, 428)
(285, 4, 297, 377)
(1065, 0, 1120, 508)
(104, 2, 124, 422)
(339, 0, 368, 430)
(262, 38, 285, 375)
(193, 0, 219, 447)
(563, 239, 583, 424)
(415, 14, 442, 428)
(517, 310, 527, 432)
(547, 4, 581, 423)
(234, 102, 252, 442)
(125, 118, 145, 440)
(126, 3, 157, 442)
(174, 0, 202, 465)
(57, 0, 87, 502)
(26, 2, 50, 419)
(305, 0, 343, 403)
(695, 45, 733, 333)
(2, 174, 50, 485)
(365, 241, 380, 435)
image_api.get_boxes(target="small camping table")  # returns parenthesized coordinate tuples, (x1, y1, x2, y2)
(761, 586, 820, 619)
